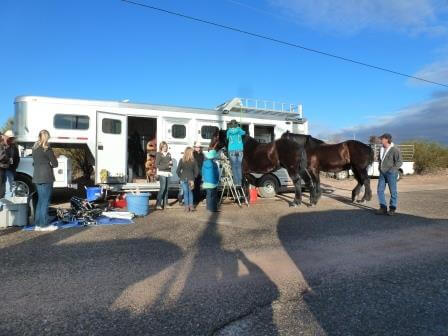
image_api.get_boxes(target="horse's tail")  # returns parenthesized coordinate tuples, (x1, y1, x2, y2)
(368, 145, 374, 165)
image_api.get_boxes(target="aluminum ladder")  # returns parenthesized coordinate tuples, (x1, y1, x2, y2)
(219, 156, 248, 207)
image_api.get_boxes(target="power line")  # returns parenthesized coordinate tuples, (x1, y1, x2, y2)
(121, 0, 448, 88)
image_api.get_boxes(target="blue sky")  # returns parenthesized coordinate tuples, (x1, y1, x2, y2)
(1, 0, 447, 142)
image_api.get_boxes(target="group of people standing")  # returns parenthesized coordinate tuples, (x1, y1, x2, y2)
(1, 129, 58, 230)
(155, 119, 246, 213)
(155, 141, 220, 212)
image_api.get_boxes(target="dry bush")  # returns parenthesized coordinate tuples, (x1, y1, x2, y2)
(401, 140, 448, 174)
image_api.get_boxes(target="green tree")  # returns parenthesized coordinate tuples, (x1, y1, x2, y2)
(1, 117, 13, 133)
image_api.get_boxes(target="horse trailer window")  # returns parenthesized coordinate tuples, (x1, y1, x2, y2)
(172, 124, 186, 139)
(102, 118, 121, 134)
(54, 114, 89, 130)
(201, 126, 219, 139)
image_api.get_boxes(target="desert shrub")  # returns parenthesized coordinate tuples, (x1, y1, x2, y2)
(401, 140, 448, 174)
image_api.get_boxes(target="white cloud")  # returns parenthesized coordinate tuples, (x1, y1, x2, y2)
(268, 0, 448, 35)
(330, 94, 448, 144)
(412, 59, 448, 85)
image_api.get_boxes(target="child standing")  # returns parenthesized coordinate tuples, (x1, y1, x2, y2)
(176, 147, 199, 212)
(202, 150, 220, 212)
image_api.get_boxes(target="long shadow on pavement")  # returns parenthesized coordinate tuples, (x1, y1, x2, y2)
(1, 211, 280, 335)
(277, 209, 448, 335)
(145, 211, 280, 335)
(0, 227, 183, 335)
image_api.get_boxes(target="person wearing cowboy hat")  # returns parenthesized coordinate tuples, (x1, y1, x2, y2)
(226, 120, 246, 186)
(2, 130, 20, 197)
(376, 133, 402, 216)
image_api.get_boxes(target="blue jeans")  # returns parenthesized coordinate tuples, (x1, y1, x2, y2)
(229, 150, 243, 186)
(35, 183, 53, 227)
(5, 170, 15, 197)
(156, 176, 170, 207)
(180, 180, 193, 207)
(205, 187, 218, 212)
(377, 170, 398, 209)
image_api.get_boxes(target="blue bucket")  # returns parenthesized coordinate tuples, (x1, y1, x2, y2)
(126, 193, 150, 216)
(85, 187, 102, 202)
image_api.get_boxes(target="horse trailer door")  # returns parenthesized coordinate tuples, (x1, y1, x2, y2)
(96, 111, 127, 184)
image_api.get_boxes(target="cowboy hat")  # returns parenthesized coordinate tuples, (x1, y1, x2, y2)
(3, 130, 15, 138)
(193, 141, 201, 148)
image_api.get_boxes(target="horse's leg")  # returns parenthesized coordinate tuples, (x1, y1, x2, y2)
(315, 172, 322, 203)
(286, 167, 302, 207)
(291, 176, 302, 207)
(351, 167, 364, 203)
(244, 172, 256, 188)
(359, 167, 372, 202)
(308, 167, 320, 206)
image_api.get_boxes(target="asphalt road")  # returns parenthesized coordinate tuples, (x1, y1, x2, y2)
(1, 178, 447, 335)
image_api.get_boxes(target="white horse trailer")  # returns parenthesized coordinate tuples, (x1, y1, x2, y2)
(13, 96, 308, 197)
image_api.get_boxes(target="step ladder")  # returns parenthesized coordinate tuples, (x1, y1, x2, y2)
(219, 156, 248, 207)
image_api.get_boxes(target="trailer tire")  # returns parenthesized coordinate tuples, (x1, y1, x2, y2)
(336, 170, 349, 180)
(397, 170, 403, 182)
(15, 174, 36, 224)
(258, 175, 279, 198)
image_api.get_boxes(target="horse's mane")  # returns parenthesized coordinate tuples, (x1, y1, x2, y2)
(282, 131, 325, 146)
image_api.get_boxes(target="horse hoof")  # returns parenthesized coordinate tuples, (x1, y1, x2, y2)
(357, 200, 367, 204)
(289, 202, 299, 208)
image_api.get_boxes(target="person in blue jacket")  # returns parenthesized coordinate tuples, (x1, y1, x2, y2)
(202, 150, 220, 212)
(226, 120, 245, 186)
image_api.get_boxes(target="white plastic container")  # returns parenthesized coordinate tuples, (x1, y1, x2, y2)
(0, 197, 28, 228)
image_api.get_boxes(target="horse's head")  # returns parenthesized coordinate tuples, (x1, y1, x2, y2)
(209, 129, 227, 151)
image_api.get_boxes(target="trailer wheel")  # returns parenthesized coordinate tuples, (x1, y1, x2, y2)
(15, 174, 36, 224)
(258, 175, 279, 198)
(336, 170, 349, 180)
(397, 170, 403, 182)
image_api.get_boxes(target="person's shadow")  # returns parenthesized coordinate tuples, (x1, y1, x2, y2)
(145, 212, 280, 335)
(1, 213, 280, 335)
(0, 227, 184, 335)
(277, 209, 448, 335)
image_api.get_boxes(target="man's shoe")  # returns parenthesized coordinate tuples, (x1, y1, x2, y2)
(156, 205, 163, 210)
(388, 207, 397, 216)
(375, 207, 388, 215)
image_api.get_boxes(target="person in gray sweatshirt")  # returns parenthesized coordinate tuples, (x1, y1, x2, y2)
(376, 133, 402, 216)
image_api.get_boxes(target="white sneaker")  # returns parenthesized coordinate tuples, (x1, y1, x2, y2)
(37, 225, 58, 231)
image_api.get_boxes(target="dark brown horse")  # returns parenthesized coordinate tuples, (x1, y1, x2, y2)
(281, 132, 374, 203)
(210, 130, 313, 207)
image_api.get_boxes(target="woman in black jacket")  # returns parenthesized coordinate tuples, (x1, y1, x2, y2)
(176, 147, 199, 212)
(32, 130, 58, 230)
(155, 141, 173, 210)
